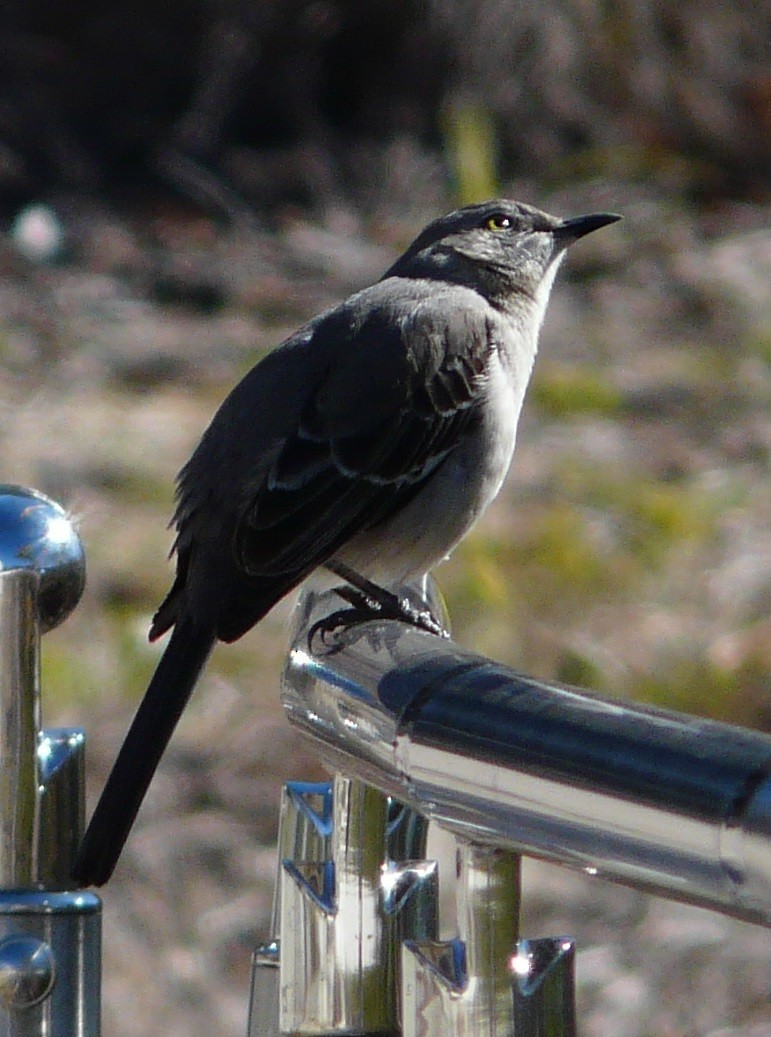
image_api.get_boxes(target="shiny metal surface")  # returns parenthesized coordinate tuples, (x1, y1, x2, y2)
(283, 586, 771, 927)
(0, 485, 86, 886)
(248, 942, 279, 1037)
(741, 775, 771, 915)
(37, 729, 86, 889)
(0, 485, 100, 1036)
(511, 938, 576, 1037)
(0, 485, 85, 634)
(249, 782, 332, 1037)
(279, 775, 395, 1034)
(455, 841, 520, 1025)
(402, 840, 521, 1037)
(275, 782, 335, 951)
(0, 570, 39, 887)
(0, 889, 101, 1037)
(272, 773, 440, 1035)
(0, 934, 56, 1010)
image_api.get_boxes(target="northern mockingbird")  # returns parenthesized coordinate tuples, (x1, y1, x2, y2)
(73, 198, 620, 886)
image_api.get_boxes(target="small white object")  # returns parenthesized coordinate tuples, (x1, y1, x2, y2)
(10, 203, 64, 262)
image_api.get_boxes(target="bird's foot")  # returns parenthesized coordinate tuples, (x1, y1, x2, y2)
(308, 602, 379, 650)
(333, 582, 447, 637)
(309, 562, 449, 648)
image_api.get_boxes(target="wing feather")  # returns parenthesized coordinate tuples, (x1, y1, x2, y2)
(235, 290, 494, 579)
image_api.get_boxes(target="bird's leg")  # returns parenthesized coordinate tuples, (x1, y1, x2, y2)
(323, 560, 448, 637)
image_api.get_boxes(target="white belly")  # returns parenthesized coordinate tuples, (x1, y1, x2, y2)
(334, 349, 526, 585)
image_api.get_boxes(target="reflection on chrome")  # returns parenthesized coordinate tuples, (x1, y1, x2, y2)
(266, 774, 438, 1035)
(0, 484, 97, 1037)
(0, 484, 85, 633)
(511, 938, 577, 1036)
(283, 584, 771, 928)
(271, 581, 771, 1032)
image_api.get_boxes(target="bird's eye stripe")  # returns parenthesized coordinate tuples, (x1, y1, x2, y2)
(485, 214, 512, 231)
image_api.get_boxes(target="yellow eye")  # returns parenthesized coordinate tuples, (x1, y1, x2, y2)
(485, 214, 512, 231)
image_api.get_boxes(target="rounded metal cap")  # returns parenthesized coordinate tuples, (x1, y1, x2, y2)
(0, 934, 56, 1009)
(0, 485, 85, 632)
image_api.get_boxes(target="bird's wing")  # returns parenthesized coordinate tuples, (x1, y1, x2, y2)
(235, 289, 495, 580)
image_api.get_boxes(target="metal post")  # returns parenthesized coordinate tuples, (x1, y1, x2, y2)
(248, 776, 438, 1036)
(0, 569, 39, 889)
(511, 938, 576, 1037)
(402, 840, 522, 1036)
(248, 781, 333, 1037)
(0, 485, 99, 1037)
(275, 580, 771, 1035)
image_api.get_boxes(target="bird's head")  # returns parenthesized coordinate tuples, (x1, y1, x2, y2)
(385, 199, 621, 310)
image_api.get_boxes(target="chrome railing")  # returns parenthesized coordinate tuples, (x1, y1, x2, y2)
(0, 485, 100, 1037)
(248, 582, 771, 1036)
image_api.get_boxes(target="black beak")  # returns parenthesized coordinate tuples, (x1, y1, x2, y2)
(557, 212, 622, 242)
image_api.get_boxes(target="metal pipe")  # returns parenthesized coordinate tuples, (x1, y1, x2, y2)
(282, 586, 771, 928)
(37, 729, 87, 890)
(0, 570, 39, 888)
(401, 841, 522, 1036)
(0, 889, 101, 1035)
(278, 775, 396, 1034)
(511, 938, 577, 1037)
(249, 782, 332, 1037)
(249, 775, 440, 1036)
(0, 485, 98, 1037)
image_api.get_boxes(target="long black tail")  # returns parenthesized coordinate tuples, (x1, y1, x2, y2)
(72, 617, 216, 887)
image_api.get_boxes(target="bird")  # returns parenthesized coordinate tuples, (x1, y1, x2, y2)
(72, 198, 620, 886)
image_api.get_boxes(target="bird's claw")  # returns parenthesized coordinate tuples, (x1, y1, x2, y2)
(308, 606, 372, 651)
(307, 583, 448, 651)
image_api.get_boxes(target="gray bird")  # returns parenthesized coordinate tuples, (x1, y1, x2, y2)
(73, 198, 620, 886)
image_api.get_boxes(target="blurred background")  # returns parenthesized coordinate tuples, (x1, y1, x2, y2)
(0, 1, 769, 1034)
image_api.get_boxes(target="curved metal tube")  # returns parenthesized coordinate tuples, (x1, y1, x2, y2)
(282, 586, 771, 927)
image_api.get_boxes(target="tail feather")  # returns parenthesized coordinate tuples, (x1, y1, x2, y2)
(72, 618, 215, 887)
